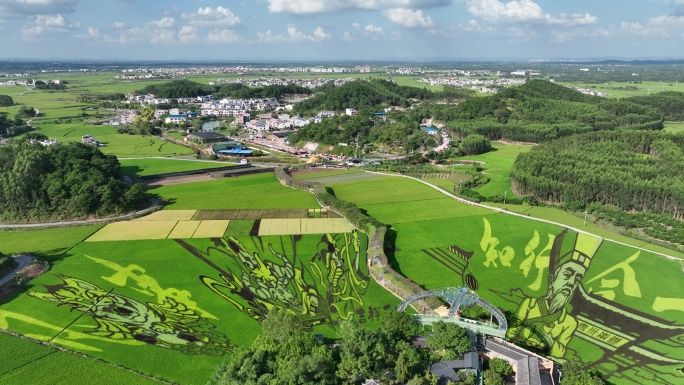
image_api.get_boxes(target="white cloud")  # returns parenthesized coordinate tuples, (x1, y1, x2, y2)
(146, 17, 175, 30)
(21, 14, 79, 41)
(467, 0, 597, 26)
(206, 29, 243, 43)
(178, 25, 197, 43)
(182, 6, 241, 27)
(0, 0, 78, 20)
(266, 0, 451, 14)
(87, 26, 99, 37)
(258, 24, 332, 43)
(383, 8, 435, 28)
(618, 15, 684, 37)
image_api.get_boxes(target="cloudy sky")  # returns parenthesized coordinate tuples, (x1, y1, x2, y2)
(1, 0, 684, 61)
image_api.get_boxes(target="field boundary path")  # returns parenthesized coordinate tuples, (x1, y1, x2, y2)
(0, 199, 161, 230)
(368, 171, 684, 263)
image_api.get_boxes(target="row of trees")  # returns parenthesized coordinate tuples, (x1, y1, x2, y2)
(0, 141, 147, 221)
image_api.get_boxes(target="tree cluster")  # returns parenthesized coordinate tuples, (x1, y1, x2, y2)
(560, 362, 605, 385)
(293, 79, 433, 116)
(0, 114, 32, 138)
(0, 95, 13, 106)
(0, 141, 146, 221)
(208, 309, 431, 385)
(511, 130, 684, 218)
(35, 80, 67, 90)
(135, 80, 312, 100)
(627, 91, 684, 121)
(444, 80, 663, 143)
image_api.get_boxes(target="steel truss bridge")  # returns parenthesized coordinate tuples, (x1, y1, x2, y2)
(397, 286, 508, 338)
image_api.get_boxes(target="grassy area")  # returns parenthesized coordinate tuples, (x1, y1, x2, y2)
(558, 81, 684, 98)
(663, 121, 684, 133)
(0, 333, 165, 385)
(454, 142, 533, 198)
(119, 158, 233, 177)
(0, 225, 102, 261)
(327, 175, 684, 384)
(148, 172, 319, 210)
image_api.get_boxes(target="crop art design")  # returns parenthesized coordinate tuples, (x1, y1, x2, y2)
(28, 276, 232, 355)
(177, 231, 370, 328)
(13, 255, 234, 356)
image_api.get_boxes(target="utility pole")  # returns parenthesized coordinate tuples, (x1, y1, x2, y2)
(504, 191, 507, 204)
(584, 210, 588, 226)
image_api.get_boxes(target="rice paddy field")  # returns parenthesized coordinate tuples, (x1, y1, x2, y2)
(0, 172, 400, 385)
(119, 158, 232, 177)
(456, 142, 533, 198)
(326, 175, 684, 385)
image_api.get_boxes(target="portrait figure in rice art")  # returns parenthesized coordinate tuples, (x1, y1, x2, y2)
(507, 230, 601, 358)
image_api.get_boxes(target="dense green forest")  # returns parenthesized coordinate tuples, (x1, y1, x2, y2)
(292, 79, 436, 115)
(286, 113, 444, 155)
(0, 141, 146, 221)
(135, 79, 311, 100)
(627, 91, 684, 121)
(511, 131, 684, 245)
(440, 80, 663, 143)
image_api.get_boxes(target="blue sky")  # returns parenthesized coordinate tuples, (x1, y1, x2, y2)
(1, 0, 684, 61)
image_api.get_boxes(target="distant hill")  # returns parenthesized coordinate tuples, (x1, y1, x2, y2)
(446, 79, 664, 143)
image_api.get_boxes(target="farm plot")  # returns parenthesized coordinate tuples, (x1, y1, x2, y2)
(149, 173, 319, 210)
(119, 159, 230, 178)
(0, 333, 164, 385)
(295, 170, 387, 185)
(1, 232, 399, 385)
(194, 209, 340, 220)
(135, 210, 197, 221)
(85, 219, 230, 241)
(258, 218, 354, 236)
(329, 175, 684, 385)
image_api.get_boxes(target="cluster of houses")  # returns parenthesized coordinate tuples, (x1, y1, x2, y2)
(126, 93, 212, 106)
(245, 113, 310, 134)
(200, 98, 280, 117)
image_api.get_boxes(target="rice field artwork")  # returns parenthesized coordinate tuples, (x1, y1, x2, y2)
(422, 218, 684, 384)
(176, 231, 369, 328)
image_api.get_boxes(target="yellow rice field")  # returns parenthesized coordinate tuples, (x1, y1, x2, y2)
(86, 221, 178, 242)
(259, 218, 354, 236)
(167, 221, 201, 239)
(192, 220, 230, 238)
(86, 219, 230, 241)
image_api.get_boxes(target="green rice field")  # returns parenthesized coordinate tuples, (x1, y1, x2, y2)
(456, 142, 533, 198)
(119, 158, 232, 177)
(0, 171, 399, 385)
(148, 173, 319, 210)
(327, 175, 684, 385)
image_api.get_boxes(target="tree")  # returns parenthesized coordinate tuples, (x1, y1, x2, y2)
(483, 369, 506, 385)
(381, 309, 416, 341)
(460, 134, 491, 155)
(560, 362, 605, 385)
(0, 95, 13, 106)
(488, 358, 512, 378)
(426, 321, 472, 360)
